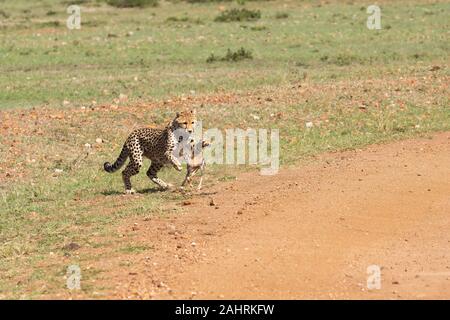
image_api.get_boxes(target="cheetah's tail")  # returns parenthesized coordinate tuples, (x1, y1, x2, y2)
(104, 145, 129, 173)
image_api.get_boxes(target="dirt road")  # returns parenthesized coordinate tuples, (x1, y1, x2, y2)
(93, 132, 450, 300)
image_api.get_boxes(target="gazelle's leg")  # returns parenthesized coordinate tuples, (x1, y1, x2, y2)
(185, 167, 199, 188)
(197, 166, 204, 190)
(181, 171, 190, 187)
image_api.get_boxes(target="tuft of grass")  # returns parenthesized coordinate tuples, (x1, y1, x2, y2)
(320, 53, 362, 66)
(166, 16, 189, 22)
(0, 10, 10, 19)
(250, 25, 267, 31)
(207, 47, 253, 63)
(275, 12, 289, 19)
(331, 53, 361, 66)
(119, 244, 152, 254)
(214, 8, 261, 22)
(106, 0, 159, 8)
(62, 0, 92, 4)
(38, 21, 61, 28)
(165, 16, 203, 24)
(186, 0, 232, 3)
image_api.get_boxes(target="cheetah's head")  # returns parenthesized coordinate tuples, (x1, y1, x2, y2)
(172, 109, 197, 134)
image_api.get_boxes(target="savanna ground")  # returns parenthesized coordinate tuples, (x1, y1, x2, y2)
(0, 0, 449, 299)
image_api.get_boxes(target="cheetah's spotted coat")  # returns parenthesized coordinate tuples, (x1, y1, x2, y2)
(104, 110, 196, 194)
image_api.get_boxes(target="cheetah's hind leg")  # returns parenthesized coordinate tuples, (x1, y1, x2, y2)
(121, 146, 143, 194)
(122, 162, 141, 195)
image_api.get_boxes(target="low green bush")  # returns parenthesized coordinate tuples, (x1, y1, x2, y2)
(207, 47, 253, 63)
(215, 8, 261, 22)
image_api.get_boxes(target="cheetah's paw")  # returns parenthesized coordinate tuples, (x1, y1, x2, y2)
(124, 188, 136, 195)
(159, 183, 173, 191)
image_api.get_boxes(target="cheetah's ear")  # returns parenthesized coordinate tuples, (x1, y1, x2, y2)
(175, 112, 180, 118)
(191, 109, 196, 115)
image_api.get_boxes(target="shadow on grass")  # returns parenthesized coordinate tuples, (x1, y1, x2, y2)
(101, 187, 164, 196)
(178, 190, 218, 197)
(139, 188, 167, 194)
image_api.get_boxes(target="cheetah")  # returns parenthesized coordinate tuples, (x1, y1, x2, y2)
(104, 110, 196, 194)
(181, 138, 210, 190)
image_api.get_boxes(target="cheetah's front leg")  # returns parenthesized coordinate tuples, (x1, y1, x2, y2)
(147, 161, 172, 190)
(165, 152, 183, 172)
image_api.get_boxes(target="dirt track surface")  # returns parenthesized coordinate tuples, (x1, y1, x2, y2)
(87, 132, 450, 300)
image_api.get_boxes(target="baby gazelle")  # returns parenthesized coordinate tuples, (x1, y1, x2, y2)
(182, 139, 210, 190)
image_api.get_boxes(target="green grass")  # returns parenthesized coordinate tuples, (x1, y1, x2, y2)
(0, 0, 449, 298)
(0, 0, 448, 109)
(206, 47, 253, 62)
(106, 0, 159, 8)
(119, 244, 153, 253)
(214, 8, 261, 22)
(0, 163, 187, 298)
